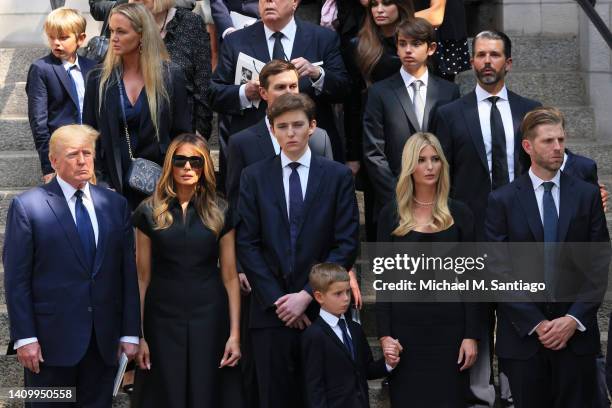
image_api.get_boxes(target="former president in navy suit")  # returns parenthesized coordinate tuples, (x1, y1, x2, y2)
(485, 108, 610, 407)
(3, 125, 140, 407)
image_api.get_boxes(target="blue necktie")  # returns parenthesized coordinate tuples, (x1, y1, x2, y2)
(272, 32, 286, 60)
(542, 181, 558, 297)
(74, 190, 96, 271)
(289, 162, 304, 256)
(337, 318, 355, 359)
(67, 65, 82, 124)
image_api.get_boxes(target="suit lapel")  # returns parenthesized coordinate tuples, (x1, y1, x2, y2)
(461, 92, 489, 174)
(255, 120, 275, 157)
(90, 186, 107, 277)
(557, 172, 576, 242)
(290, 19, 312, 60)
(515, 175, 544, 241)
(508, 91, 525, 177)
(52, 61, 79, 110)
(250, 22, 272, 63)
(317, 319, 356, 364)
(390, 73, 421, 132)
(296, 154, 324, 237)
(105, 81, 125, 190)
(270, 157, 290, 230)
(422, 74, 440, 131)
(45, 180, 89, 274)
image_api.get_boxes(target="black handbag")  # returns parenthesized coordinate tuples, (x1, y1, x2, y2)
(83, 15, 110, 62)
(116, 71, 162, 196)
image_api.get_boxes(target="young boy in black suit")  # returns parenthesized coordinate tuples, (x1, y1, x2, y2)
(26, 7, 95, 183)
(301, 263, 402, 408)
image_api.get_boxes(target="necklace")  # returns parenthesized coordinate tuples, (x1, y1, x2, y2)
(413, 197, 435, 206)
(159, 10, 169, 34)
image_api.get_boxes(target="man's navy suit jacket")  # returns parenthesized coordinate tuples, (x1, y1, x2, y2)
(435, 90, 541, 240)
(485, 172, 609, 360)
(2, 179, 140, 366)
(301, 317, 387, 408)
(26, 54, 96, 174)
(236, 154, 359, 328)
(209, 18, 349, 159)
(225, 119, 333, 208)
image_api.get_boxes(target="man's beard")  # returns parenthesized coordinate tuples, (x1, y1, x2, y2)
(475, 67, 504, 85)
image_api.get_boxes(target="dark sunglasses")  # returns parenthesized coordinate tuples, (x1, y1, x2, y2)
(172, 155, 204, 169)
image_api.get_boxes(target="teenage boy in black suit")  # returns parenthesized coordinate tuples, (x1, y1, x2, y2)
(301, 263, 401, 408)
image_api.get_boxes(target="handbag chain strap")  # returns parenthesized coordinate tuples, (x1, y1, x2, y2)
(115, 70, 135, 161)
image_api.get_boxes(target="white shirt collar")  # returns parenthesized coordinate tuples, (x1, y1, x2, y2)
(56, 175, 92, 202)
(62, 55, 80, 71)
(265, 116, 273, 136)
(319, 308, 343, 327)
(560, 152, 568, 171)
(475, 83, 508, 103)
(264, 17, 297, 44)
(528, 168, 561, 191)
(281, 146, 311, 169)
(399, 67, 429, 88)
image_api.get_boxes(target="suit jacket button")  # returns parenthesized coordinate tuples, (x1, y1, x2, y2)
(87, 307, 93, 312)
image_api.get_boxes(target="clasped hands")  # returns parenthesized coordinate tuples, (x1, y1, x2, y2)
(275, 290, 313, 330)
(379, 336, 402, 369)
(535, 316, 577, 350)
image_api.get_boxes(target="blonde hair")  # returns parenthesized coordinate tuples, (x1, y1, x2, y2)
(309, 263, 349, 293)
(148, 0, 176, 13)
(521, 106, 565, 141)
(44, 7, 86, 38)
(149, 134, 225, 236)
(49, 124, 99, 158)
(98, 3, 170, 140)
(393, 132, 453, 236)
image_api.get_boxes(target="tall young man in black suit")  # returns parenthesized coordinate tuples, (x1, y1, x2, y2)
(363, 18, 460, 221)
(237, 93, 359, 408)
(485, 107, 610, 407)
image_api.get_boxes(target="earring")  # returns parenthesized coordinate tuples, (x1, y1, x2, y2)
(139, 41, 143, 54)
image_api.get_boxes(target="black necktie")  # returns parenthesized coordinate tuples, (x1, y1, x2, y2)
(542, 181, 558, 297)
(272, 32, 286, 60)
(338, 319, 355, 359)
(74, 190, 96, 271)
(488, 96, 509, 190)
(288, 162, 303, 256)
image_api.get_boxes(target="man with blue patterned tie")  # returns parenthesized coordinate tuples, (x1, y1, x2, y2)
(237, 94, 359, 408)
(3, 125, 141, 408)
(485, 107, 610, 407)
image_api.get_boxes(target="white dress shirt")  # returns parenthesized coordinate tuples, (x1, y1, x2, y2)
(265, 116, 281, 155)
(319, 308, 393, 372)
(281, 147, 311, 218)
(239, 18, 325, 109)
(62, 56, 85, 118)
(475, 84, 516, 182)
(14, 176, 139, 349)
(527, 169, 586, 334)
(560, 152, 569, 171)
(399, 68, 428, 107)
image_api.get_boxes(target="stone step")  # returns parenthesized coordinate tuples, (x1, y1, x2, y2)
(0, 47, 48, 85)
(0, 82, 26, 117)
(567, 142, 612, 176)
(456, 71, 587, 107)
(0, 117, 35, 151)
(0, 151, 41, 188)
(510, 35, 579, 72)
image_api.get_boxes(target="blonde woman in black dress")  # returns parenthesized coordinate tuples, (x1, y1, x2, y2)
(376, 132, 479, 407)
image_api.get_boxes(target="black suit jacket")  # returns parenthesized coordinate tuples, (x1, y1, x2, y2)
(435, 90, 541, 240)
(26, 54, 96, 174)
(210, 0, 259, 36)
(564, 148, 598, 186)
(363, 71, 460, 217)
(485, 172, 610, 360)
(82, 63, 192, 193)
(237, 154, 359, 328)
(225, 119, 333, 207)
(3, 179, 140, 366)
(301, 317, 387, 408)
(209, 19, 350, 159)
